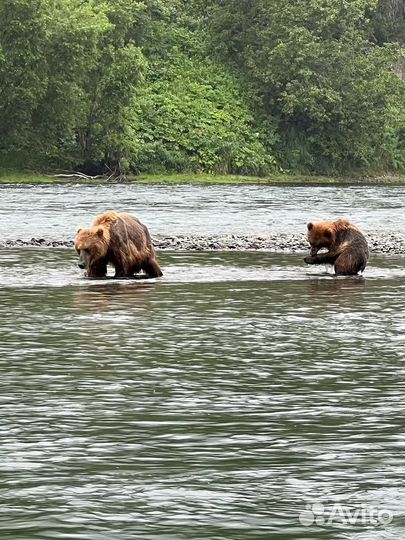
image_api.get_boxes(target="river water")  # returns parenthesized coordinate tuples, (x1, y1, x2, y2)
(0, 184, 404, 540)
(0, 184, 403, 240)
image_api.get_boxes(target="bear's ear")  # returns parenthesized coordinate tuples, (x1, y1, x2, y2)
(307, 222, 314, 231)
(96, 227, 104, 238)
(77, 228, 82, 234)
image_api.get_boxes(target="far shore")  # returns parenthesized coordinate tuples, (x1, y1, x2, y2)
(0, 169, 404, 186)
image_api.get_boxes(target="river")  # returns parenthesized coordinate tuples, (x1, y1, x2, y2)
(0, 184, 404, 540)
(0, 184, 403, 241)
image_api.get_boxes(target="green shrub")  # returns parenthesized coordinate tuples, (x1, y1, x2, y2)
(129, 50, 276, 175)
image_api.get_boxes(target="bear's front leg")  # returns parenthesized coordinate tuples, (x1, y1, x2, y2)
(304, 252, 337, 265)
(87, 260, 108, 278)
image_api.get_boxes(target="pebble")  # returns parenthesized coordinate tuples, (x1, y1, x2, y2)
(0, 233, 403, 255)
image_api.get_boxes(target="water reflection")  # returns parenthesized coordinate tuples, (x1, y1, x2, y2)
(306, 274, 367, 305)
(0, 249, 403, 540)
(73, 283, 158, 313)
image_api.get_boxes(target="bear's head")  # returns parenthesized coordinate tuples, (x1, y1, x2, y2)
(74, 225, 110, 277)
(306, 221, 335, 256)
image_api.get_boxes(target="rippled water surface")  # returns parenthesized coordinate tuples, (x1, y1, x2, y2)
(0, 249, 404, 540)
(0, 184, 403, 240)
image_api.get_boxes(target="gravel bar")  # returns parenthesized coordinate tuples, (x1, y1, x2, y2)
(0, 233, 403, 256)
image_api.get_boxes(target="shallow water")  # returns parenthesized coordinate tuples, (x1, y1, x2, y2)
(0, 249, 404, 540)
(0, 184, 403, 241)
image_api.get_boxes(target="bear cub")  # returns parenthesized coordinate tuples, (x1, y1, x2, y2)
(304, 219, 369, 275)
(75, 211, 163, 278)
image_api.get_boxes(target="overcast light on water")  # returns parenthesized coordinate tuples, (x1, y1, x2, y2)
(0, 184, 404, 540)
(0, 184, 403, 241)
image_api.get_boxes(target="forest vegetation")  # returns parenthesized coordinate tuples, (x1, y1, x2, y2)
(0, 0, 404, 178)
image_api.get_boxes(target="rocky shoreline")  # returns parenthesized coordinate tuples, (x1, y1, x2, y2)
(0, 232, 403, 256)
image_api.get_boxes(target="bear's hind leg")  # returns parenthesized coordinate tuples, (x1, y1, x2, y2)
(142, 257, 163, 278)
(334, 252, 364, 275)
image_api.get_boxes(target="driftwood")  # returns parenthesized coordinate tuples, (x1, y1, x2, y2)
(42, 165, 128, 182)
(46, 171, 105, 180)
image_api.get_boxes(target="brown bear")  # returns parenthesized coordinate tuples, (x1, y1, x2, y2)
(74, 211, 163, 278)
(304, 219, 369, 275)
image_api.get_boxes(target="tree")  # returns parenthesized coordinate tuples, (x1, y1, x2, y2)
(376, 0, 405, 44)
(0, 0, 146, 176)
(198, 0, 405, 172)
(0, 0, 50, 151)
(74, 0, 147, 176)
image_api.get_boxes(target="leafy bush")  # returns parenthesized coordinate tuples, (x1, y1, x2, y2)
(129, 42, 276, 174)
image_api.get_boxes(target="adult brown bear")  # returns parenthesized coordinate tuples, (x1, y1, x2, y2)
(74, 211, 163, 278)
(304, 219, 369, 275)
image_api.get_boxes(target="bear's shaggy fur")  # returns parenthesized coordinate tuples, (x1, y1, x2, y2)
(304, 219, 369, 275)
(75, 211, 163, 278)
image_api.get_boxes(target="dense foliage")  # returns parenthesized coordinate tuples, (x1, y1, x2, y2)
(0, 0, 404, 175)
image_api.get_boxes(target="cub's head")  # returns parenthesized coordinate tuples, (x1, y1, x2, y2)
(306, 221, 335, 256)
(74, 226, 109, 276)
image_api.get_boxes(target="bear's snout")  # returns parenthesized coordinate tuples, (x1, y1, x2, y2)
(78, 262, 85, 269)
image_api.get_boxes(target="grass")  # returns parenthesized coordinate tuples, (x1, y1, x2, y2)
(0, 170, 64, 184)
(132, 172, 404, 185)
(0, 169, 403, 186)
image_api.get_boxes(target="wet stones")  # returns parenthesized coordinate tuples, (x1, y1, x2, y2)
(151, 232, 402, 255)
(0, 232, 403, 255)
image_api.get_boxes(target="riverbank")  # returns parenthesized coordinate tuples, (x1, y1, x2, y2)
(1, 232, 403, 256)
(0, 169, 404, 186)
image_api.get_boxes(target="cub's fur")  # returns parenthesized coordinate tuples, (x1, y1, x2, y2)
(305, 219, 369, 275)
